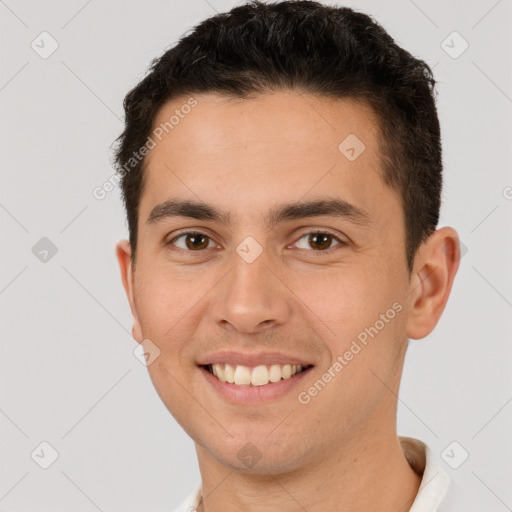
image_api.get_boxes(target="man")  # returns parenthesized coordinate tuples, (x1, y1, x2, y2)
(114, 1, 460, 510)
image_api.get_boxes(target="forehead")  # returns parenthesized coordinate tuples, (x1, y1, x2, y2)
(148, 91, 378, 162)
(139, 91, 400, 230)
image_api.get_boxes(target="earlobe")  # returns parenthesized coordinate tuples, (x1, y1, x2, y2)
(115, 240, 144, 343)
(405, 227, 461, 340)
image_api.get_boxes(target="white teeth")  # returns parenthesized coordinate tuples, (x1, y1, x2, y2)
(216, 365, 227, 383)
(281, 364, 292, 379)
(209, 363, 305, 386)
(251, 365, 269, 386)
(234, 365, 251, 385)
(225, 364, 235, 383)
(269, 364, 282, 382)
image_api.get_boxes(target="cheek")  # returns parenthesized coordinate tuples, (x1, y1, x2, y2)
(145, 358, 193, 427)
(294, 267, 375, 339)
(136, 257, 198, 310)
(134, 268, 200, 348)
(299, 264, 404, 360)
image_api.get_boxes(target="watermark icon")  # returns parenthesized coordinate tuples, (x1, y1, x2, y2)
(31, 31, 59, 59)
(32, 237, 58, 263)
(236, 236, 264, 263)
(338, 133, 366, 161)
(503, 186, 512, 200)
(441, 31, 469, 59)
(298, 301, 403, 404)
(237, 441, 263, 468)
(133, 339, 161, 366)
(441, 441, 469, 469)
(31, 441, 59, 469)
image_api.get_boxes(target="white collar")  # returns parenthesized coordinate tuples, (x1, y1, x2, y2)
(401, 437, 450, 511)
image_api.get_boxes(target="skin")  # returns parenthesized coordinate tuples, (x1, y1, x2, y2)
(116, 91, 460, 512)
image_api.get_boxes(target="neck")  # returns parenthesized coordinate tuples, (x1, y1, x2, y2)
(194, 431, 422, 512)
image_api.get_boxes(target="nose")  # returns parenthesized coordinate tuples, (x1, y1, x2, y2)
(210, 248, 292, 335)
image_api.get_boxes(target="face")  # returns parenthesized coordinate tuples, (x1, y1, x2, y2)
(117, 91, 436, 474)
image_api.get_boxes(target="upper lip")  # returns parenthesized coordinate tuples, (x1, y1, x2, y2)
(197, 351, 314, 367)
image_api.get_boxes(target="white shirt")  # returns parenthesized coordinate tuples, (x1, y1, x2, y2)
(172, 436, 451, 512)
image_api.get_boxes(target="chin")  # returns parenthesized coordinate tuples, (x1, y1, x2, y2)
(198, 433, 312, 475)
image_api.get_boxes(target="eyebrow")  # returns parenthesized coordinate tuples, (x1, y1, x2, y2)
(146, 197, 373, 230)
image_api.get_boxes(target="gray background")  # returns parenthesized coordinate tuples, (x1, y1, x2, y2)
(1, 0, 511, 510)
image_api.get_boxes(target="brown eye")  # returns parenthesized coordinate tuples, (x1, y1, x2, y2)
(295, 231, 345, 251)
(170, 232, 214, 251)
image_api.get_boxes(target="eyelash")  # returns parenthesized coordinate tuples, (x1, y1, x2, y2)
(166, 230, 348, 254)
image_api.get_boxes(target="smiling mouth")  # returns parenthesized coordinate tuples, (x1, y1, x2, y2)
(202, 363, 313, 386)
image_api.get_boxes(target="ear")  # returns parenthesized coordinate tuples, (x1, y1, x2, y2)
(405, 227, 461, 340)
(116, 240, 144, 343)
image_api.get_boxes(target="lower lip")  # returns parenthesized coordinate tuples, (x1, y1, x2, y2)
(199, 366, 314, 404)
